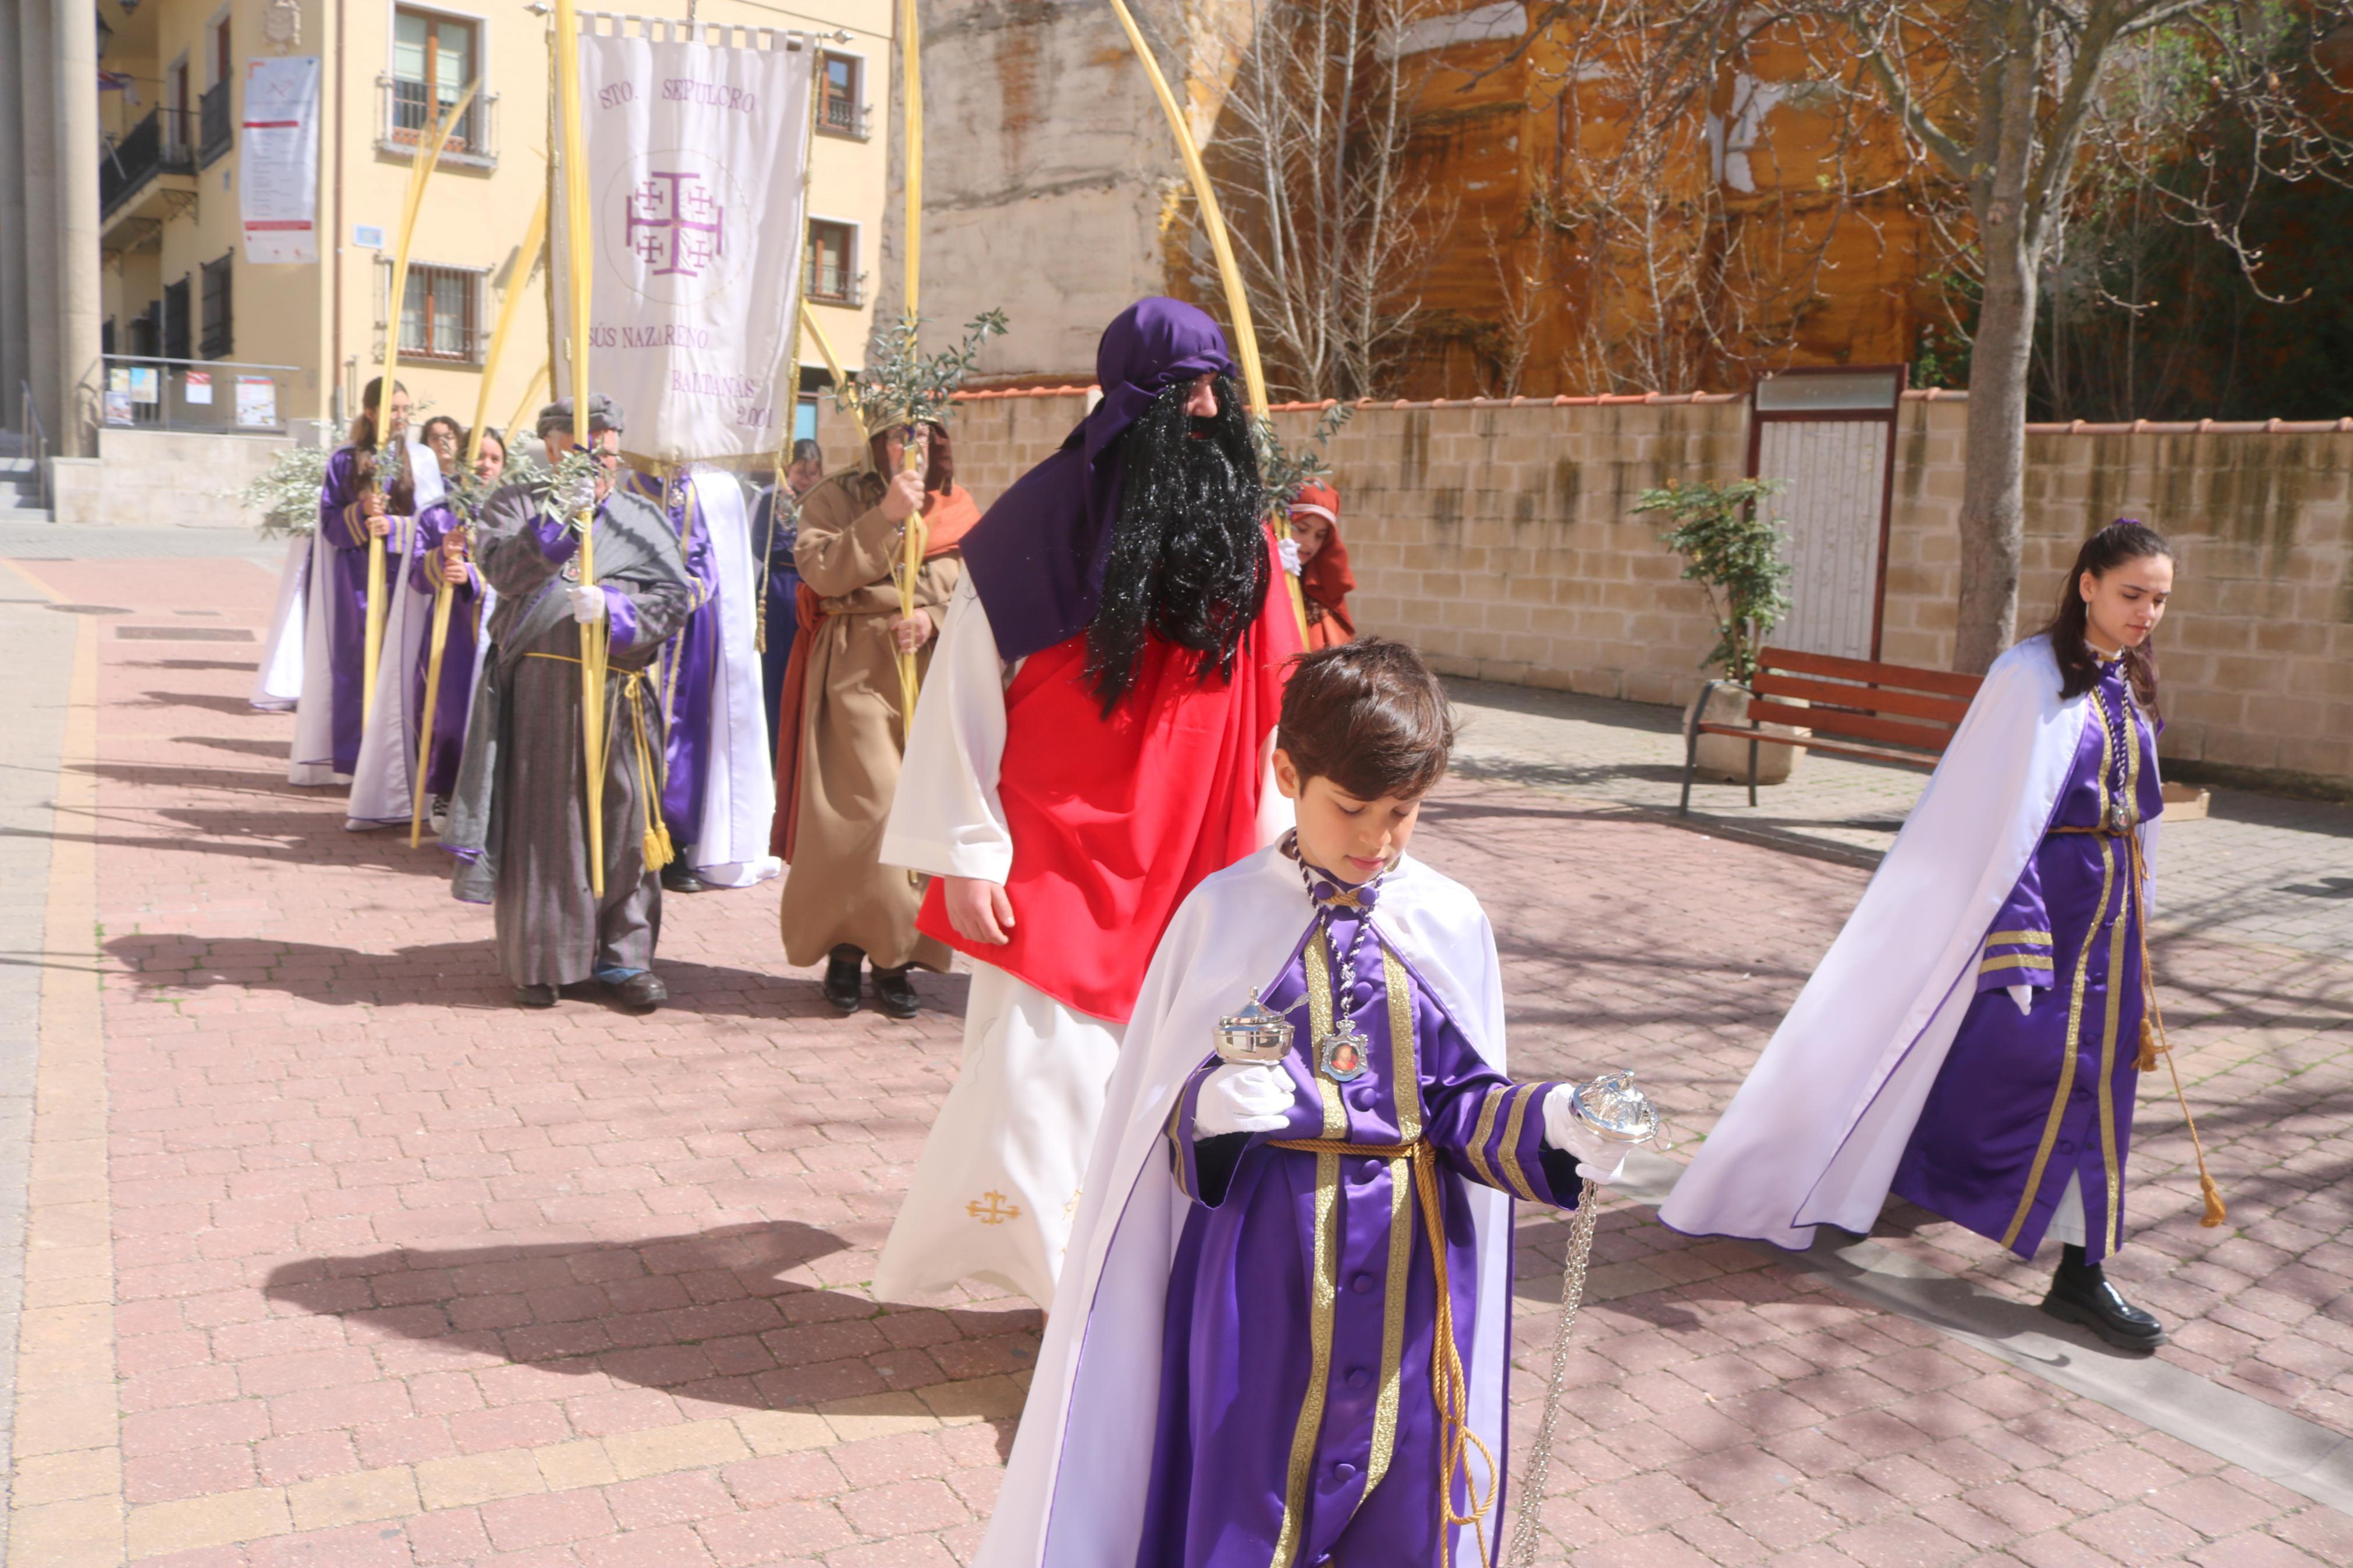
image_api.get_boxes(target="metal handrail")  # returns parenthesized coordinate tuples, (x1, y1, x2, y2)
(98, 353, 301, 372)
(17, 380, 48, 511)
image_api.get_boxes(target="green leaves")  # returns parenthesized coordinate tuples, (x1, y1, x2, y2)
(845, 309, 1012, 435)
(1634, 478, 1792, 685)
(235, 445, 332, 539)
(1255, 402, 1353, 515)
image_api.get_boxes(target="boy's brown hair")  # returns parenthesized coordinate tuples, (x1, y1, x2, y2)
(1276, 637, 1456, 801)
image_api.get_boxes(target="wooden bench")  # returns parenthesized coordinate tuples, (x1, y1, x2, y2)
(1679, 647, 1986, 813)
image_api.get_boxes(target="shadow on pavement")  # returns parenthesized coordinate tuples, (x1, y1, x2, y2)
(260, 1221, 1034, 1455)
(98, 931, 952, 1022)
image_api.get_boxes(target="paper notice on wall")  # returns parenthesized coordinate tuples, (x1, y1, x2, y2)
(241, 56, 321, 264)
(186, 370, 214, 404)
(236, 376, 278, 428)
(548, 28, 816, 465)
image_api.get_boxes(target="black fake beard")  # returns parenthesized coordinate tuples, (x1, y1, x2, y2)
(1083, 376, 1269, 714)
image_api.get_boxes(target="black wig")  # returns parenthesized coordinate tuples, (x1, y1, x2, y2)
(1083, 375, 1269, 713)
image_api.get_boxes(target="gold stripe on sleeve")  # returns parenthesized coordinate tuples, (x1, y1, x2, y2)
(1464, 1087, 1505, 1190)
(1494, 1086, 1541, 1203)
(1984, 930, 2054, 947)
(1979, 955, 2057, 976)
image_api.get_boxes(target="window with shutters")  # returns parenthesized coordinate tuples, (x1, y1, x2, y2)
(378, 261, 482, 364)
(804, 219, 860, 306)
(391, 8, 481, 152)
(200, 253, 233, 358)
(163, 277, 193, 362)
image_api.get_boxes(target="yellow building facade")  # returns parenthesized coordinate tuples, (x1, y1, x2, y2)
(94, 0, 892, 443)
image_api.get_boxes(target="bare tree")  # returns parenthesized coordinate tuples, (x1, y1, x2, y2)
(1768, 0, 2353, 671)
(1197, 0, 1449, 400)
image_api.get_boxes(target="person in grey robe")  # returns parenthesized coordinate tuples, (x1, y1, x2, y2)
(442, 395, 693, 1011)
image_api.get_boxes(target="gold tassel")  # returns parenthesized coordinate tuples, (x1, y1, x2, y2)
(644, 822, 674, 872)
(2136, 1016, 2160, 1072)
(2199, 1174, 2227, 1228)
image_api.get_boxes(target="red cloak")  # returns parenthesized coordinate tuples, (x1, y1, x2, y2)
(915, 528, 1301, 1023)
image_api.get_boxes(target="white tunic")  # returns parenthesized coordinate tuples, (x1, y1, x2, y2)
(675, 471, 781, 889)
(874, 578, 1122, 1306)
(251, 535, 308, 713)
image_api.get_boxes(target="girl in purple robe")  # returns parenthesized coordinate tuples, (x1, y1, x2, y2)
(407, 517, 482, 804)
(1665, 522, 2187, 1352)
(974, 640, 1639, 1568)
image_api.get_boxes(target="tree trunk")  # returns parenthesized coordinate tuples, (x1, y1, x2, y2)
(1953, 16, 2040, 675)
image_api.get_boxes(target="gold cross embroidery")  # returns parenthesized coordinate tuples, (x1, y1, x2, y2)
(967, 1191, 1023, 1225)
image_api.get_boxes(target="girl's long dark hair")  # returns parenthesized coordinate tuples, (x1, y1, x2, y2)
(1084, 375, 1268, 713)
(2036, 518, 2170, 714)
(345, 376, 415, 513)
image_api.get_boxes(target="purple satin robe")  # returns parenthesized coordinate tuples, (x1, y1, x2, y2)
(406, 508, 480, 799)
(1893, 657, 2164, 1261)
(1142, 895, 1580, 1567)
(626, 472, 719, 856)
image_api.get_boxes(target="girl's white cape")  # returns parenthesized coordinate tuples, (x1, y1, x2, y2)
(251, 535, 308, 711)
(1657, 634, 2157, 1249)
(975, 842, 1515, 1568)
(677, 471, 780, 887)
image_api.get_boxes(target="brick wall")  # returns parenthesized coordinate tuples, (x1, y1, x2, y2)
(822, 390, 2353, 784)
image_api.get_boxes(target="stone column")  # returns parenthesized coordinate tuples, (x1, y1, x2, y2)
(52, 0, 103, 458)
(0, 2, 29, 422)
(16, 0, 61, 450)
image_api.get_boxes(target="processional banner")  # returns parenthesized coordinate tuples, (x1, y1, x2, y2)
(549, 18, 817, 465)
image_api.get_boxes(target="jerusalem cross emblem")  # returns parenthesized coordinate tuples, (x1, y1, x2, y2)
(625, 169, 725, 278)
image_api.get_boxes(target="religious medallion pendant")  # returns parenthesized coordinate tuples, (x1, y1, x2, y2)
(1316, 1016, 1369, 1083)
(560, 553, 581, 584)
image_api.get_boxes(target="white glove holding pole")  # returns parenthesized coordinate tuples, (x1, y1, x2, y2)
(1542, 1086, 1631, 1185)
(1279, 536, 1303, 577)
(1195, 1062, 1298, 1137)
(567, 584, 608, 625)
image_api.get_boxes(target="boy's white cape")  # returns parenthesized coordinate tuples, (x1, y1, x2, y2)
(1658, 634, 2157, 1249)
(975, 843, 1515, 1568)
(676, 471, 779, 887)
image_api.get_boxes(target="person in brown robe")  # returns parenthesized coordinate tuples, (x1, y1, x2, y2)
(772, 421, 980, 1018)
(1288, 479, 1356, 648)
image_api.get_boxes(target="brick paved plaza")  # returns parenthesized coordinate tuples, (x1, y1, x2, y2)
(2, 544, 2348, 1566)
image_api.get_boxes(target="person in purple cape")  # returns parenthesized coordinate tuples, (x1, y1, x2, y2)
(407, 518, 484, 811)
(1664, 522, 2195, 1350)
(974, 640, 1633, 1568)
(288, 376, 442, 787)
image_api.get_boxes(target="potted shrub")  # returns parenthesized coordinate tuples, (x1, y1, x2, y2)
(1634, 478, 1808, 785)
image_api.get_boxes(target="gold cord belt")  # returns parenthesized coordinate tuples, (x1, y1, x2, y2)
(522, 653, 675, 872)
(1268, 1132, 1496, 1566)
(2045, 823, 2224, 1226)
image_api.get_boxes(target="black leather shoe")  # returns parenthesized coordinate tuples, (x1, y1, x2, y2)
(2042, 1245, 2165, 1350)
(661, 864, 707, 894)
(610, 971, 668, 1012)
(823, 947, 864, 1013)
(872, 966, 920, 1020)
(514, 983, 558, 1009)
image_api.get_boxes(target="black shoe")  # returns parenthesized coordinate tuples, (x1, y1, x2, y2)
(661, 864, 707, 894)
(872, 965, 920, 1019)
(514, 983, 558, 1009)
(2042, 1244, 2166, 1350)
(823, 947, 864, 1013)
(607, 970, 667, 1012)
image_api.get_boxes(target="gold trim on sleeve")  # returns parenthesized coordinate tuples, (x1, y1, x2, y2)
(1985, 930, 2054, 947)
(1464, 1086, 1506, 1190)
(1495, 1086, 1542, 1203)
(1979, 955, 2057, 976)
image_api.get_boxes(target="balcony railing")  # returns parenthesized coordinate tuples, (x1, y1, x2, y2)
(374, 76, 499, 168)
(100, 354, 298, 435)
(100, 109, 198, 220)
(198, 80, 232, 168)
(804, 262, 864, 308)
(817, 95, 871, 140)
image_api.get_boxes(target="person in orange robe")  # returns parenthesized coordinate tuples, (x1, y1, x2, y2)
(1289, 479, 1355, 648)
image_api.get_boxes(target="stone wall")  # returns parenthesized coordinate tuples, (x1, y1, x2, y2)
(51, 426, 306, 528)
(820, 390, 2353, 785)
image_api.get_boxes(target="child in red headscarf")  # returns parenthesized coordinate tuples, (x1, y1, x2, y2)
(1287, 480, 1355, 648)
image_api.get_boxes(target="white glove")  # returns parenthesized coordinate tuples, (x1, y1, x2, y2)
(2007, 984, 2033, 1016)
(1195, 1062, 1298, 1137)
(1541, 1086, 1631, 1185)
(1279, 535, 1303, 576)
(567, 584, 608, 624)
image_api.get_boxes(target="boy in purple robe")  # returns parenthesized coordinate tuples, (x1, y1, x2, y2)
(407, 519, 483, 803)
(1665, 521, 2193, 1351)
(975, 639, 1634, 1568)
